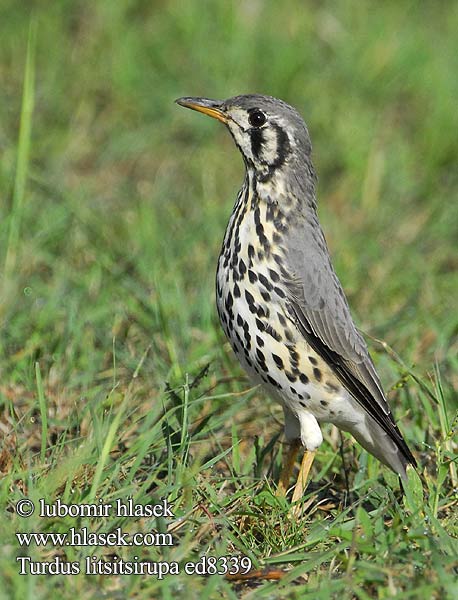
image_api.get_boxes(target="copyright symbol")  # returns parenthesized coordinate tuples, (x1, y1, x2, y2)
(16, 499, 35, 517)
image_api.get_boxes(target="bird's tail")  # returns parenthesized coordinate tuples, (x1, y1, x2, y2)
(348, 416, 414, 479)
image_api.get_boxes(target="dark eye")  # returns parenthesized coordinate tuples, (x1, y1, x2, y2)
(248, 110, 266, 127)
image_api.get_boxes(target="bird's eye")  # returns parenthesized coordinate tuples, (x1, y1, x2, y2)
(248, 110, 266, 127)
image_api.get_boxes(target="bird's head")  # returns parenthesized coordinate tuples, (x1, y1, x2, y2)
(176, 94, 314, 183)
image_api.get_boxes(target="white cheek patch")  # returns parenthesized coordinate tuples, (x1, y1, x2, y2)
(259, 128, 279, 164)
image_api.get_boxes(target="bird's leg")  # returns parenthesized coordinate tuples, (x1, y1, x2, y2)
(291, 449, 316, 504)
(276, 439, 301, 497)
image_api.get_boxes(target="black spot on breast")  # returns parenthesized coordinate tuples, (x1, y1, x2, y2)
(233, 283, 241, 298)
(256, 335, 264, 347)
(256, 226, 269, 249)
(288, 347, 299, 364)
(258, 359, 269, 373)
(254, 208, 269, 249)
(320, 400, 328, 407)
(268, 269, 280, 283)
(274, 286, 285, 298)
(261, 290, 271, 302)
(248, 270, 257, 283)
(308, 356, 318, 366)
(242, 322, 251, 349)
(267, 374, 280, 388)
(254, 207, 261, 226)
(250, 190, 260, 210)
(255, 318, 265, 331)
(256, 348, 265, 362)
(248, 244, 255, 265)
(272, 354, 284, 369)
(245, 290, 255, 306)
(313, 367, 322, 382)
(239, 259, 247, 277)
(285, 371, 297, 383)
(265, 324, 281, 341)
(258, 273, 273, 291)
(284, 328, 294, 342)
(237, 314, 243, 327)
(299, 373, 309, 384)
(299, 401, 307, 408)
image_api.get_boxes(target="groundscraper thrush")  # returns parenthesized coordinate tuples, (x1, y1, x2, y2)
(176, 94, 415, 500)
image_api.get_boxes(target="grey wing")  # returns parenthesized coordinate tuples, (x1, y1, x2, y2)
(284, 219, 415, 466)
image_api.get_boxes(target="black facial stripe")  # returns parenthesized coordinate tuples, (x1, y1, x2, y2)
(252, 123, 290, 167)
(256, 123, 291, 183)
(271, 123, 290, 170)
(250, 128, 264, 159)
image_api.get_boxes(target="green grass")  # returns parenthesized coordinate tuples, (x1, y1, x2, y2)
(1, 1, 457, 598)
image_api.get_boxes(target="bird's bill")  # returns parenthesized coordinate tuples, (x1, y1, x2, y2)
(175, 97, 227, 123)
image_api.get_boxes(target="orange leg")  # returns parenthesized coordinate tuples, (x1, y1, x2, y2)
(276, 439, 301, 497)
(291, 450, 316, 504)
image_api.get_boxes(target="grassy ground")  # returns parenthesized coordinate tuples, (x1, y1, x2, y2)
(1, 1, 457, 598)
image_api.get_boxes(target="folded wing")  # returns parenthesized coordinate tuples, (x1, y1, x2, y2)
(284, 217, 416, 468)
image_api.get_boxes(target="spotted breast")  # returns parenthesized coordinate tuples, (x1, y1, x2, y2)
(216, 170, 349, 445)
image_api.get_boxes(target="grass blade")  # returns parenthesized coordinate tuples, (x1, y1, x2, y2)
(35, 361, 48, 463)
(4, 19, 37, 281)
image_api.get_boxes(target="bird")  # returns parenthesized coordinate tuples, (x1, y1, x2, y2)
(176, 94, 416, 501)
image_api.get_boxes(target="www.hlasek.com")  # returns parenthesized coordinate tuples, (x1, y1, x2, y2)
(14, 496, 253, 578)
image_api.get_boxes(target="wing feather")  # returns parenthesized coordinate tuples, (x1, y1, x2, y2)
(284, 220, 415, 466)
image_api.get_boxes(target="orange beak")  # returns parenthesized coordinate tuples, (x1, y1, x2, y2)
(175, 97, 228, 124)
